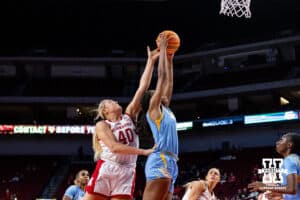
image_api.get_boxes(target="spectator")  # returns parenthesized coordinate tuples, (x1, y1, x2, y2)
(63, 169, 89, 200)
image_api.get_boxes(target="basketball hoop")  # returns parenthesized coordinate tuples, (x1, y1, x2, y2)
(219, 0, 251, 18)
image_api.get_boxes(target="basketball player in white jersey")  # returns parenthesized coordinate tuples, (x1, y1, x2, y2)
(84, 46, 159, 200)
(182, 168, 221, 200)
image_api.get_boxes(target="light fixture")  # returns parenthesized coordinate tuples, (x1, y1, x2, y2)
(280, 97, 289, 105)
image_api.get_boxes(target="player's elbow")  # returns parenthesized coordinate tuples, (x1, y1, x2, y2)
(286, 188, 297, 194)
(62, 196, 72, 200)
(290, 189, 297, 194)
(288, 190, 297, 195)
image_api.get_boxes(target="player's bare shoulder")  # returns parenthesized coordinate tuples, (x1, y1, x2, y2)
(190, 180, 206, 191)
(95, 120, 109, 132)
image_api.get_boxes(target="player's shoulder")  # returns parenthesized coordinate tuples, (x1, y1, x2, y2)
(190, 180, 206, 189)
(162, 105, 170, 112)
(285, 154, 299, 162)
(123, 113, 133, 121)
(96, 120, 109, 129)
(123, 112, 137, 122)
(65, 184, 78, 192)
(95, 121, 110, 136)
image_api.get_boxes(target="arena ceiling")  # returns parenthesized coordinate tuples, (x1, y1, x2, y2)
(0, 0, 300, 56)
(0, 0, 299, 124)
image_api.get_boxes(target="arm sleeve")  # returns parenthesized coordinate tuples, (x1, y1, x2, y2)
(64, 185, 75, 199)
(284, 157, 297, 175)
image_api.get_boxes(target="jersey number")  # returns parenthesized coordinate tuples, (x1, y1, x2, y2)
(118, 128, 134, 144)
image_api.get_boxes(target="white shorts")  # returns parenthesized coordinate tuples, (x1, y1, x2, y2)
(86, 159, 136, 198)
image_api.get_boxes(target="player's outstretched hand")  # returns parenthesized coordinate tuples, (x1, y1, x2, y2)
(147, 46, 160, 62)
(248, 181, 266, 192)
(142, 144, 157, 156)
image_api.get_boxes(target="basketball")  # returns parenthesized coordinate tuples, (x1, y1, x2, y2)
(156, 30, 180, 58)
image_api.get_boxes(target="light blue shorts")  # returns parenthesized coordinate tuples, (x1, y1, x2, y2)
(145, 151, 178, 193)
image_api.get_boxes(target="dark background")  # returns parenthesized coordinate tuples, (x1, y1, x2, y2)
(0, 0, 300, 56)
(0, 0, 300, 124)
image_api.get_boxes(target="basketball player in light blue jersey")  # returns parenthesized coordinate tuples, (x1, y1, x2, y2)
(137, 33, 178, 200)
(63, 169, 89, 200)
(249, 133, 300, 200)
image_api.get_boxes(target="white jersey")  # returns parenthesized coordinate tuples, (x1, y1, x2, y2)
(182, 186, 217, 200)
(99, 114, 139, 166)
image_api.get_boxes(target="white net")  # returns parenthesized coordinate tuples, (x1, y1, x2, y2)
(220, 0, 252, 18)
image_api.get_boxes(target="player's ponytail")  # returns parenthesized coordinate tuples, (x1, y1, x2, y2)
(95, 100, 107, 121)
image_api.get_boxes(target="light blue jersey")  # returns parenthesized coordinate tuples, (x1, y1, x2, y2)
(145, 106, 179, 193)
(64, 185, 85, 200)
(147, 106, 178, 155)
(281, 154, 300, 200)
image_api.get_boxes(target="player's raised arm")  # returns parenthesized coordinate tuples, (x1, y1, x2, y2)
(148, 33, 168, 121)
(162, 55, 174, 107)
(160, 31, 179, 107)
(126, 46, 159, 118)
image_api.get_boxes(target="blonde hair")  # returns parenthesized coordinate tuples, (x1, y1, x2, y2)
(92, 131, 102, 161)
(95, 100, 107, 120)
(92, 100, 111, 161)
(207, 168, 220, 175)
